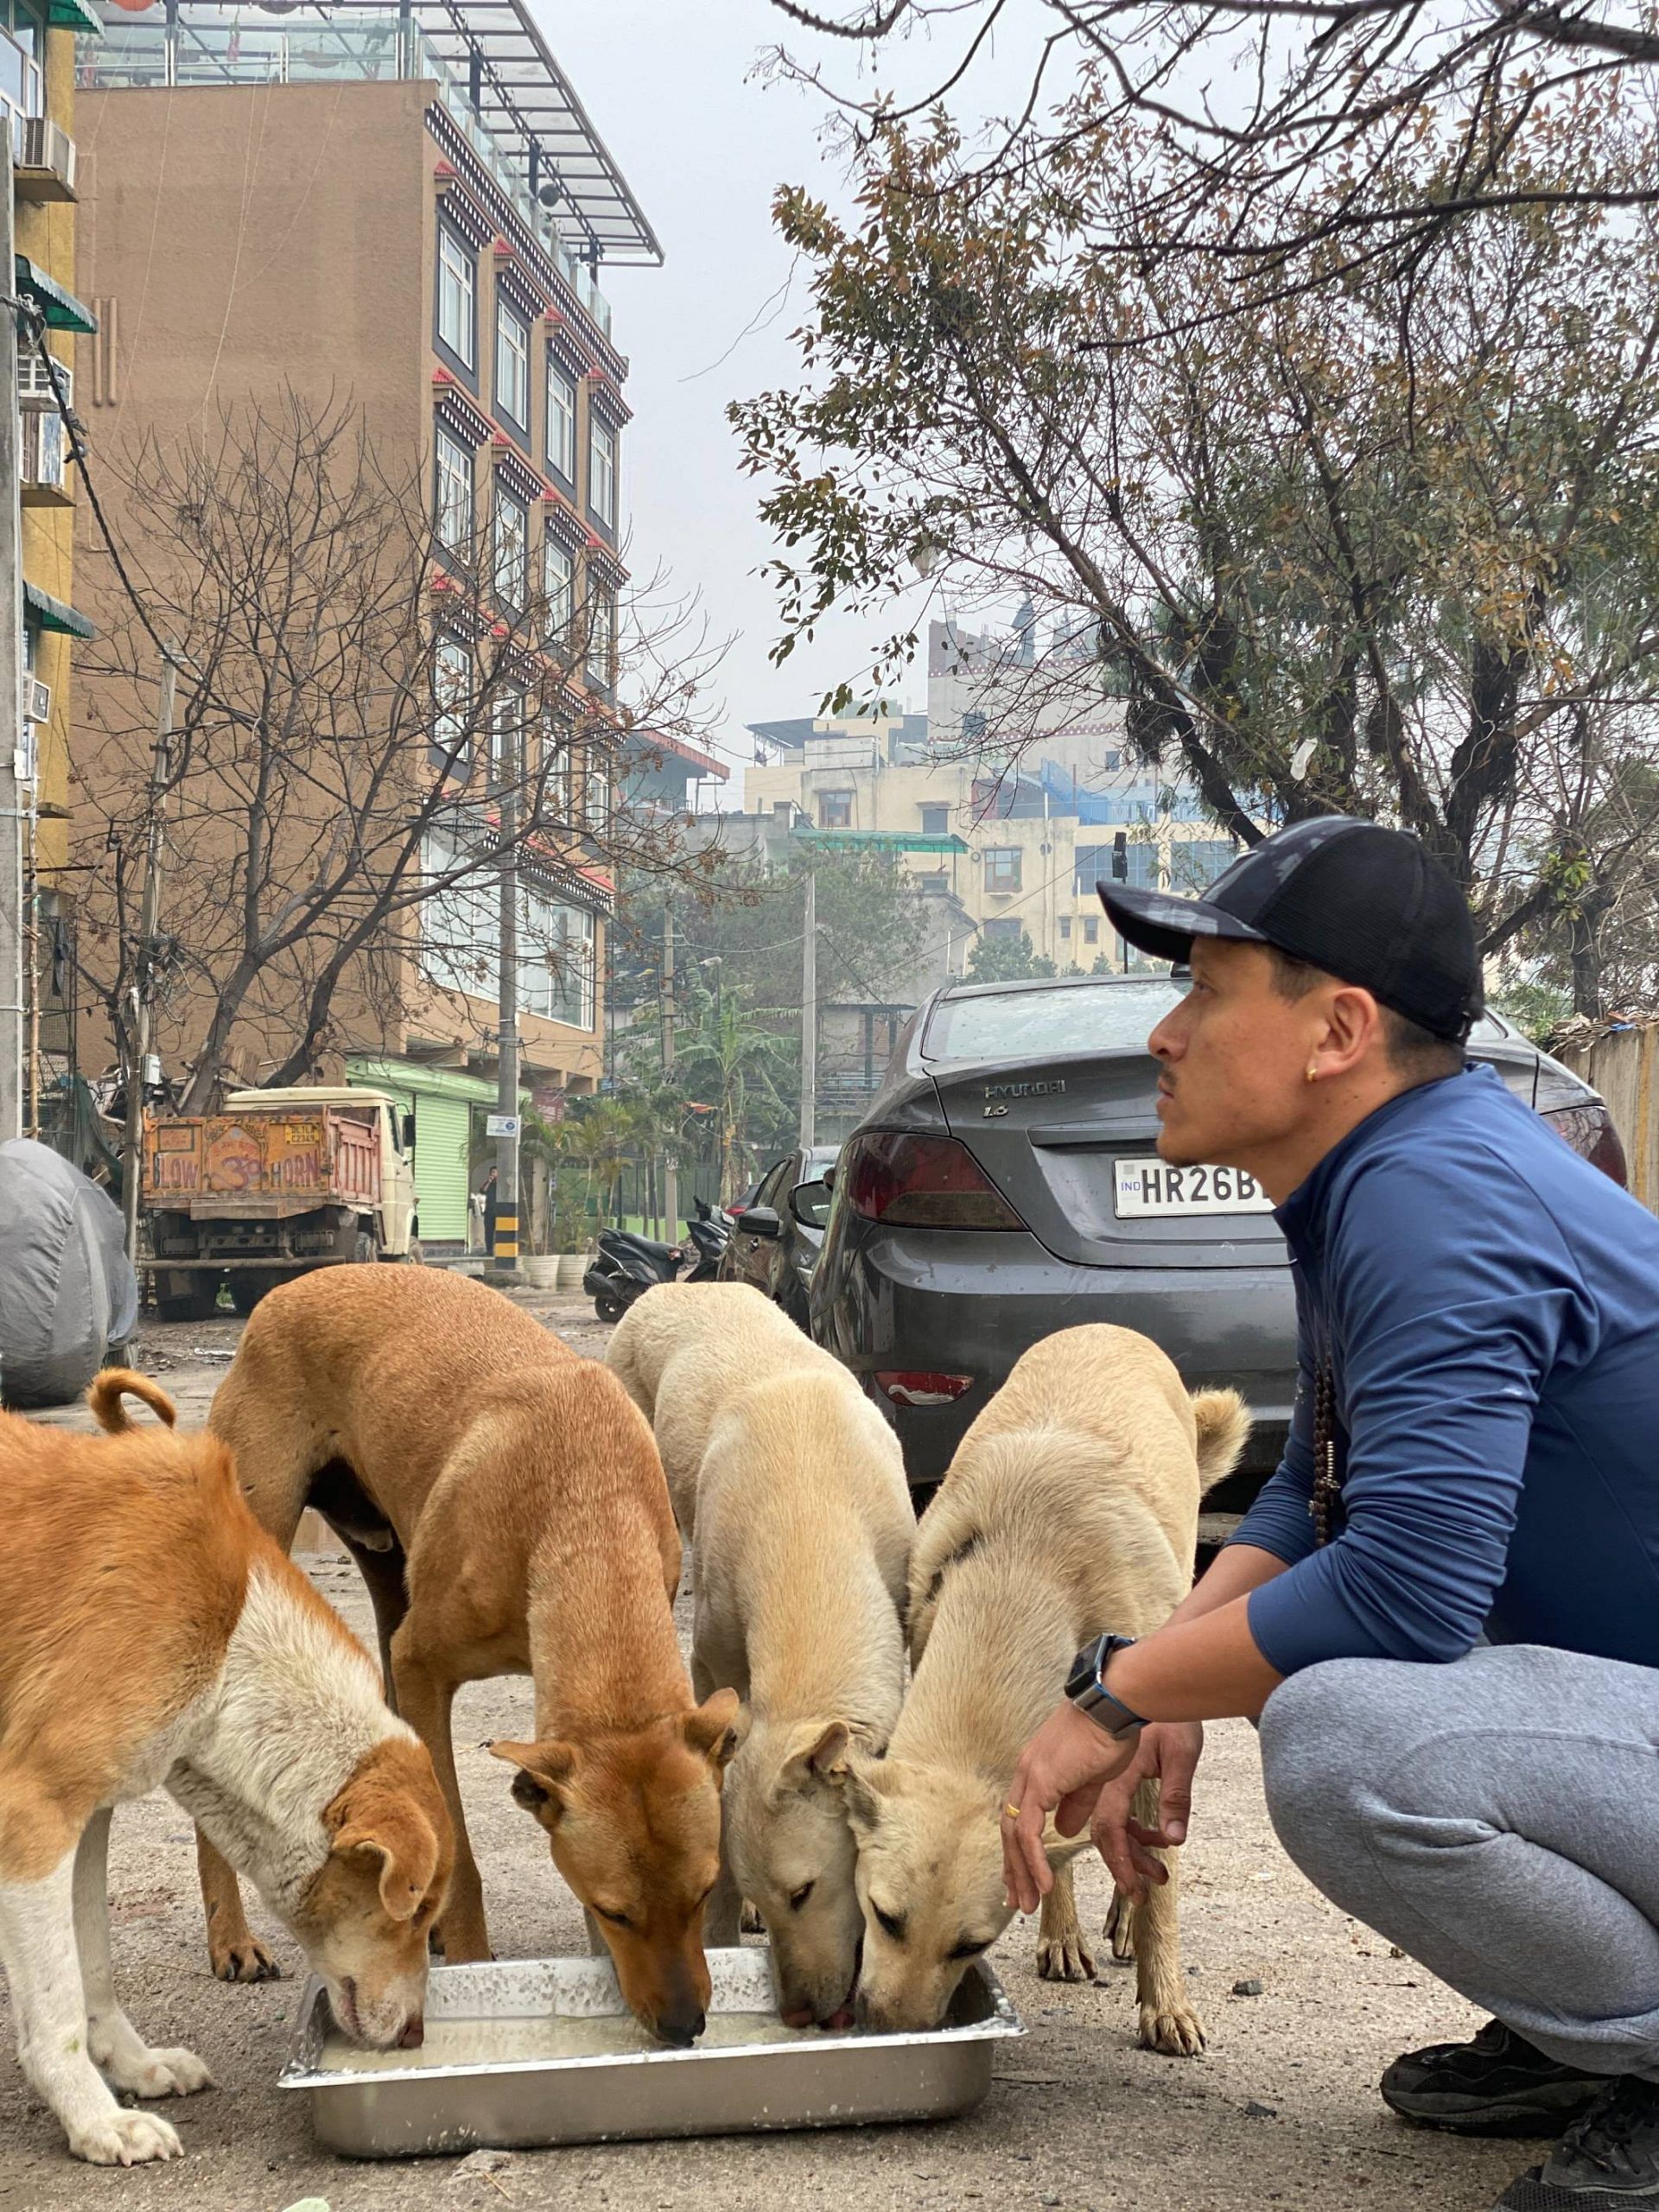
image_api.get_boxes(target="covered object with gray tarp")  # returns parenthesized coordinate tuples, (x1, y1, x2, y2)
(0, 1138, 138, 1408)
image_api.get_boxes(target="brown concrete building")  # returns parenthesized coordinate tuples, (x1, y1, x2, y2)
(72, 0, 658, 1246)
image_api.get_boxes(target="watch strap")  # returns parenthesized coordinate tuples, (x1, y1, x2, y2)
(1065, 1633, 1147, 1739)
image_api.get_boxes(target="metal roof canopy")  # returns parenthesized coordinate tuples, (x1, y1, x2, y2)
(413, 0, 659, 264)
(151, 0, 661, 265)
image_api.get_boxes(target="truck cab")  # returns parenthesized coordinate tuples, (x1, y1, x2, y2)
(221, 1087, 419, 1259)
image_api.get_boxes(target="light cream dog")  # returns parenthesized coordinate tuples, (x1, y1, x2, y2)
(0, 1373, 451, 2167)
(829, 1324, 1249, 2053)
(607, 1283, 913, 2026)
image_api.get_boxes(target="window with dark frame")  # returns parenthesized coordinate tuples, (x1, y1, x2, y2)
(983, 846, 1021, 893)
(436, 224, 475, 370)
(543, 534, 574, 648)
(817, 789, 854, 830)
(919, 803, 950, 836)
(495, 300, 531, 432)
(547, 358, 577, 482)
(493, 486, 528, 612)
(589, 412, 618, 530)
(434, 425, 473, 552)
(430, 636, 473, 776)
(585, 582, 615, 691)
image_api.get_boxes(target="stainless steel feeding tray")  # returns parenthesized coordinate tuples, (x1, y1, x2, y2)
(278, 1946, 1024, 2158)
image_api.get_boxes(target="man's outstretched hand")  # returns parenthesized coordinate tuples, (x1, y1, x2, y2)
(1001, 1703, 1139, 1915)
(1089, 1721, 1204, 1902)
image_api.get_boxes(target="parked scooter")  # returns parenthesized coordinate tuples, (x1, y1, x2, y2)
(584, 1201, 734, 1321)
(583, 1226, 683, 1324)
(683, 1197, 730, 1282)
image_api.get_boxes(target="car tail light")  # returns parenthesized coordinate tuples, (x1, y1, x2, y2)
(1542, 1102, 1628, 1187)
(841, 1131, 1025, 1230)
(875, 1370, 976, 1408)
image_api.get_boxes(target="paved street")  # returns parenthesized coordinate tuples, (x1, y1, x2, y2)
(2, 1292, 1529, 2212)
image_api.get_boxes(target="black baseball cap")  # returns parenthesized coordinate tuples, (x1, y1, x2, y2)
(1097, 816, 1484, 1042)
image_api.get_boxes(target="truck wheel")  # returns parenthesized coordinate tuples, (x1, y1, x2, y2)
(156, 1273, 222, 1324)
(353, 1230, 378, 1267)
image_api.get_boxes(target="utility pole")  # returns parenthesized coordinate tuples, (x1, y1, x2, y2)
(799, 868, 817, 1151)
(123, 651, 177, 1261)
(0, 133, 24, 1146)
(660, 904, 677, 1236)
(493, 725, 519, 1275)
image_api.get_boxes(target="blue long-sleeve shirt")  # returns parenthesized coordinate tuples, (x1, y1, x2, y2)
(1234, 1063, 1659, 1675)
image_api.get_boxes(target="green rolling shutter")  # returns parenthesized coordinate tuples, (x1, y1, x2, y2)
(412, 1095, 471, 1244)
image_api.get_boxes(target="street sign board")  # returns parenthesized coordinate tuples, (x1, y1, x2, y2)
(486, 1113, 520, 1138)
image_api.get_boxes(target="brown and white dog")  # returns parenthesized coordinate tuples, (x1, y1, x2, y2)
(607, 1283, 913, 2029)
(0, 1372, 451, 2167)
(196, 1266, 739, 2047)
(830, 1325, 1249, 2053)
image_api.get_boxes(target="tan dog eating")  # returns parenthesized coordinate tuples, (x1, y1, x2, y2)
(0, 1371, 450, 2166)
(608, 1283, 913, 2028)
(196, 1266, 738, 2045)
(831, 1325, 1248, 2052)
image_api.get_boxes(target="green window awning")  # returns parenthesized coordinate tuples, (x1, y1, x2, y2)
(15, 256, 97, 334)
(22, 579, 93, 639)
(49, 0, 101, 31)
(794, 828, 969, 855)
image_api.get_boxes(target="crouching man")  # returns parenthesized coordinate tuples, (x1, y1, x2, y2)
(1003, 817, 1659, 2212)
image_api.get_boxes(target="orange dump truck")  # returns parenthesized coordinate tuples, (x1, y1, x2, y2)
(141, 1086, 419, 1321)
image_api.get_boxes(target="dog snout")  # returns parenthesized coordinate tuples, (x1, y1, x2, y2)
(781, 2003, 815, 2029)
(397, 2015, 425, 2049)
(654, 2005, 705, 2048)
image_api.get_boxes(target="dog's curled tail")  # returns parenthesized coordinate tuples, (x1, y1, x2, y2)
(1191, 1388, 1251, 1494)
(87, 1367, 179, 1433)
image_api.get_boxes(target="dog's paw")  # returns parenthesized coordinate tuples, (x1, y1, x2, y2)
(1104, 1890, 1135, 1965)
(1139, 2000, 1205, 2057)
(1035, 1929, 1096, 1983)
(209, 1933, 279, 1983)
(104, 2045, 214, 2100)
(740, 1901, 767, 1936)
(67, 2108, 184, 2166)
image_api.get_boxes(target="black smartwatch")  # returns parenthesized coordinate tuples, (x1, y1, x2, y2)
(1064, 1633, 1147, 1740)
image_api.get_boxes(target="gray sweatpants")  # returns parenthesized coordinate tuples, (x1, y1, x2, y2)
(1259, 1643, 1659, 2082)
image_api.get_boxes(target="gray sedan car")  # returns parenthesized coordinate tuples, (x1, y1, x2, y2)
(806, 971, 1624, 1511)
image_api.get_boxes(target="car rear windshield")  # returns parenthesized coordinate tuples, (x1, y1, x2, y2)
(923, 978, 1185, 1063)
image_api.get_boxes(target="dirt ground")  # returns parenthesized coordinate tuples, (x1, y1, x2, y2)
(2, 1291, 1534, 2212)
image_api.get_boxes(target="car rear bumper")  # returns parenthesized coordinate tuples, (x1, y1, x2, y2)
(813, 1226, 1296, 1488)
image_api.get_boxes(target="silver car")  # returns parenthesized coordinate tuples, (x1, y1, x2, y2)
(808, 972, 1625, 1515)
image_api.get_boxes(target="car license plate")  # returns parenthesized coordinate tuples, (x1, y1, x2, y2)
(1112, 1157, 1274, 1218)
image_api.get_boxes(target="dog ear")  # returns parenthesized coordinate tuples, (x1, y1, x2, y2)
(334, 1800, 443, 1923)
(778, 1719, 870, 1796)
(683, 1688, 742, 1771)
(817, 1747, 890, 1834)
(490, 1738, 577, 1823)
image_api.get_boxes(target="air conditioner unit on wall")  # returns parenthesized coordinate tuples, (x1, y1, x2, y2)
(20, 407, 66, 494)
(17, 354, 70, 410)
(25, 679, 51, 727)
(14, 118, 76, 201)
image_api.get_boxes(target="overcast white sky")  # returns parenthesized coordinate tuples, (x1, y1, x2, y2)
(539, 1, 937, 800)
